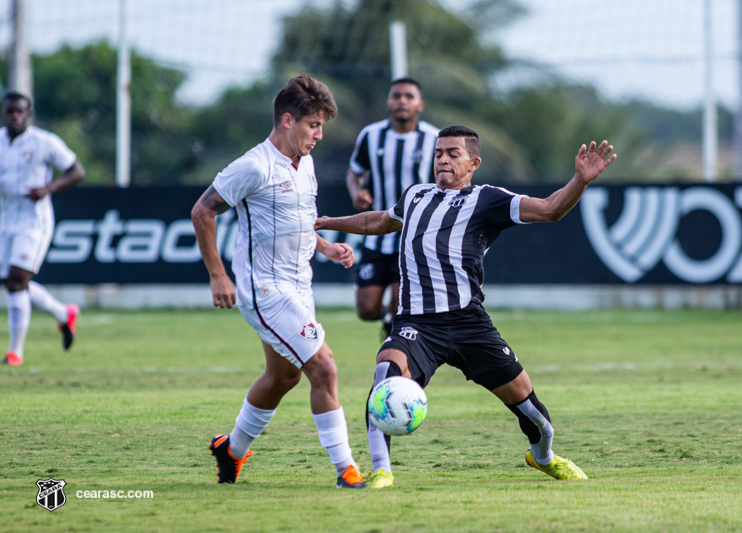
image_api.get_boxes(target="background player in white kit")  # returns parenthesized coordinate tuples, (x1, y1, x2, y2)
(192, 75, 366, 488)
(1, 92, 85, 366)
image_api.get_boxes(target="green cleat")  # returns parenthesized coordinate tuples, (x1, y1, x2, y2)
(366, 468, 394, 489)
(525, 450, 588, 480)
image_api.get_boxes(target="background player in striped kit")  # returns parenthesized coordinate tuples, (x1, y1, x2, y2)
(346, 78, 439, 336)
(1, 91, 85, 366)
(192, 75, 366, 489)
(317, 125, 616, 487)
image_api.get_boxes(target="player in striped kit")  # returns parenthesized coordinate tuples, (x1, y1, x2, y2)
(316, 125, 617, 487)
(192, 76, 366, 488)
(1, 92, 85, 366)
(346, 78, 439, 336)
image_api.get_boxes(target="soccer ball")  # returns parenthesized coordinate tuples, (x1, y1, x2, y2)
(368, 376, 428, 436)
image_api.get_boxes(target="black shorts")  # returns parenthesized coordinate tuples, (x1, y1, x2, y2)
(379, 303, 523, 391)
(355, 247, 400, 288)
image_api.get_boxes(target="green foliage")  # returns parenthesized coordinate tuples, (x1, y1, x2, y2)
(26, 42, 197, 185)
(1, 308, 741, 532)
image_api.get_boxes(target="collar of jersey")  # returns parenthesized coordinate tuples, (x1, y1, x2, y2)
(266, 137, 299, 168)
(432, 184, 474, 195)
(2, 125, 32, 145)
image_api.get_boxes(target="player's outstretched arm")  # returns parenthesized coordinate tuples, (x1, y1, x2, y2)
(315, 210, 403, 236)
(192, 185, 236, 308)
(520, 140, 616, 223)
(316, 235, 354, 269)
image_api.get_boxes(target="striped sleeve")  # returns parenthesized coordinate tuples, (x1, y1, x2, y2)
(349, 130, 371, 175)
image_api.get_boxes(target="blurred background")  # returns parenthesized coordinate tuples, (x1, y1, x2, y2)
(1, 0, 740, 187)
(2, 0, 741, 309)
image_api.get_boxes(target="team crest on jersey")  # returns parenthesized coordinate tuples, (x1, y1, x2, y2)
(399, 327, 418, 341)
(36, 479, 66, 512)
(411, 149, 424, 164)
(359, 264, 375, 280)
(23, 151, 34, 164)
(448, 195, 467, 208)
(300, 323, 318, 340)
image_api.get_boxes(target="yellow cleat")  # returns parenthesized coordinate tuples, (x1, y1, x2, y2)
(366, 468, 394, 489)
(525, 450, 588, 480)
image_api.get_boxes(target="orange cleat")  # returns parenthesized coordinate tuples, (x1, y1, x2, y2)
(336, 464, 366, 489)
(208, 434, 253, 483)
(59, 305, 79, 351)
(2, 351, 23, 366)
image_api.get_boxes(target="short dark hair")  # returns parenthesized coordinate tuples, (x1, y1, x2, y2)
(2, 91, 32, 110)
(438, 125, 480, 158)
(390, 77, 422, 92)
(273, 75, 337, 127)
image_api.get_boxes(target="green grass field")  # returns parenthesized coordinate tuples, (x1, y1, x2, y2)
(1, 308, 741, 532)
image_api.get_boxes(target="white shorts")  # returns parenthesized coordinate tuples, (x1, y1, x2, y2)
(239, 292, 325, 369)
(0, 231, 52, 278)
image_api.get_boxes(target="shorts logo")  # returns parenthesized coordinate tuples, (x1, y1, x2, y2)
(449, 195, 467, 208)
(503, 347, 510, 355)
(359, 263, 375, 280)
(260, 285, 270, 296)
(299, 323, 318, 340)
(399, 327, 418, 341)
(36, 479, 66, 512)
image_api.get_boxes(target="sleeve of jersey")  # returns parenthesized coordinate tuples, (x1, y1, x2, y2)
(349, 130, 370, 175)
(212, 155, 265, 208)
(45, 132, 77, 171)
(485, 186, 530, 228)
(389, 185, 413, 222)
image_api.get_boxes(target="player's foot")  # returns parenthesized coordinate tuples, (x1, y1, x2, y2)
(525, 450, 588, 480)
(366, 468, 394, 489)
(2, 352, 23, 366)
(336, 465, 366, 489)
(58, 304, 79, 351)
(209, 434, 253, 483)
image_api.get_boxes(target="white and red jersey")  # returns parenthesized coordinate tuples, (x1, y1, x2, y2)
(0, 125, 77, 235)
(213, 139, 319, 309)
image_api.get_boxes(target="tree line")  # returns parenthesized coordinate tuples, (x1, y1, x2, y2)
(1, 0, 733, 186)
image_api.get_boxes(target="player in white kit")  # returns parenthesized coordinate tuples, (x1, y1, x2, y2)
(1, 92, 85, 366)
(192, 76, 366, 488)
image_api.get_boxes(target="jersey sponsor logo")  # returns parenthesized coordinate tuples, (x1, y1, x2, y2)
(359, 263, 375, 280)
(377, 148, 385, 157)
(448, 195, 467, 208)
(299, 322, 318, 340)
(36, 479, 66, 512)
(581, 186, 742, 283)
(399, 327, 418, 341)
(278, 181, 293, 193)
(412, 197, 422, 204)
(23, 151, 34, 164)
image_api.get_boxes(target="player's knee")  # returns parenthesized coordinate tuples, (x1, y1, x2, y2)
(4, 278, 28, 293)
(357, 304, 382, 321)
(305, 351, 338, 389)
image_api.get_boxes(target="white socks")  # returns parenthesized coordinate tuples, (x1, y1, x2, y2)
(28, 281, 68, 323)
(230, 398, 276, 459)
(517, 398, 554, 465)
(312, 407, 357, 476)
(369, 362, 393, 473)
(7, 290, 31, 357)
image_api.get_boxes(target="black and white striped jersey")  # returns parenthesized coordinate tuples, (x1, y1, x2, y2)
(389, 183, 529, 315)
(349, 119, 439, 255)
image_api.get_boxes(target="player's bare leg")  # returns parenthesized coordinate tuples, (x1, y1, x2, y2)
(302, 342, 365, 488)
(356, 285, 386, 321)
(493, 370, 587, 480)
